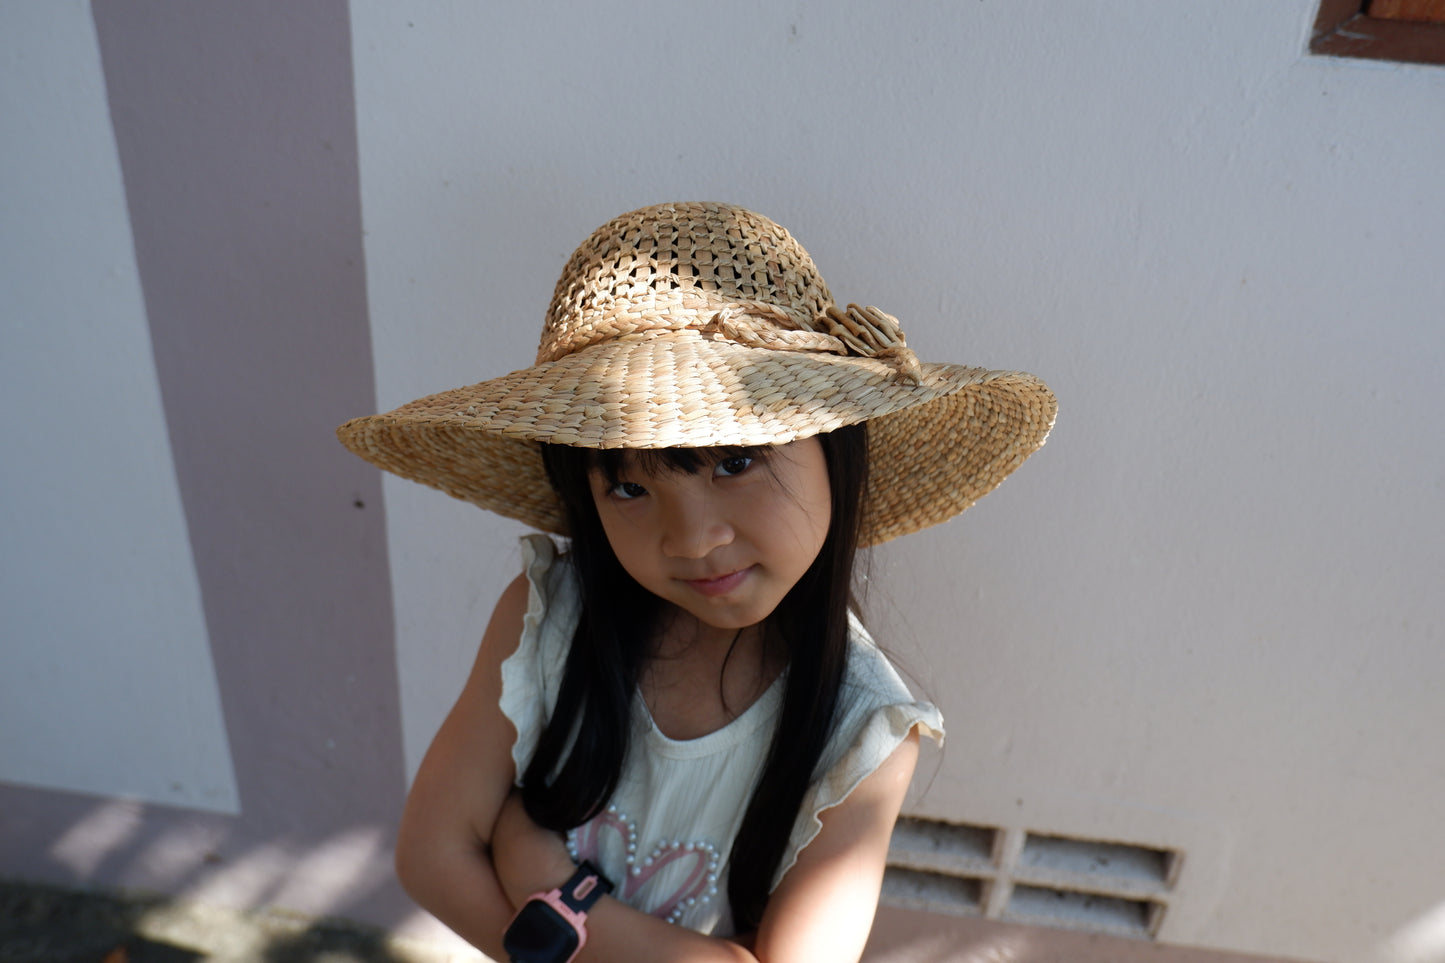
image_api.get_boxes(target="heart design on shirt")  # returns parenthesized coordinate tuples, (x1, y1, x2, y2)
(568, 806, 721, 924)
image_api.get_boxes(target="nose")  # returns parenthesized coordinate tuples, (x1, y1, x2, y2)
(659, 490, 733, 559)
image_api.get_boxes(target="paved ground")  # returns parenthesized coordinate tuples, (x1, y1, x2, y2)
(0, 881, 473, 963)
(1, 880, 1310, 963)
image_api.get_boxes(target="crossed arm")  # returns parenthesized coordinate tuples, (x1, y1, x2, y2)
(394, 572, 919, 963)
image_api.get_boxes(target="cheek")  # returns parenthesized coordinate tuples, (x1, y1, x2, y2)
(766, 476, 832, 562)
(803, 499, 832, 563)
(595, 510, 639, 564)
(798, 452, 834, 546)
(594, 509, 666, 592)
(789, 492, 830, 548)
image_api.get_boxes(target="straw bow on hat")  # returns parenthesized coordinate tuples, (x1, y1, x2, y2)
(337, 202, 1056, 546)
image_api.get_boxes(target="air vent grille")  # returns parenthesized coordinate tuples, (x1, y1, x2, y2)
(882, 819, 1180, 939)
(881, 867, 985, 916)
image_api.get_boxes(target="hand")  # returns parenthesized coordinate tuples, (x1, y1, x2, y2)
(490, 789, 578, 907)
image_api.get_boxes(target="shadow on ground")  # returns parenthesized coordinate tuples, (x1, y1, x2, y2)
(0, 881, 451, 963)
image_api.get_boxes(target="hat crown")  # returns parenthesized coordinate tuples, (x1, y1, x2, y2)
(538, 202, 836, 364)
(339, 200, 1057, 545)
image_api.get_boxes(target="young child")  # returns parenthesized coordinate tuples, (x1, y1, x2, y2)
(337, 202, 1056, 962)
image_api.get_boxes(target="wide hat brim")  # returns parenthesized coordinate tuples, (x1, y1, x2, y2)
(337, 329, 1056, 546)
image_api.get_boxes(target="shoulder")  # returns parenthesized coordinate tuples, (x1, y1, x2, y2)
(765, 617, 943, 887)
(517, 532, 581, 631)
(494, 536, 585, 775)
(478, 535, 557, 671)
(753, 729, 918, 960)
(821, 620, 945, 785)
(486, 571, 531, 661)
(449, 534, 576, 732)
(397, 549, 540, 873)
(494, 563, 534, 621)
(835, 616, 943, 739)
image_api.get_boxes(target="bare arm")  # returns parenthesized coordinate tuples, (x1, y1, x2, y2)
(398, 570, 919, 962)
(393, 572, 530, 961)
(398, 570, 756, 961)
(753, 729, 919, 962)
(491, 792, 758, 962)
(490, 732, 921, 963)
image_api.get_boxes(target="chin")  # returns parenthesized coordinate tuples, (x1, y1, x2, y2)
(686, 598, 781, 632)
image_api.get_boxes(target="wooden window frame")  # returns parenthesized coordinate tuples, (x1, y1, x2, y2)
(1311, 0, 1445, 66)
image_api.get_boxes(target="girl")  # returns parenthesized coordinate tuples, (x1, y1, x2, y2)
(337, 202, 1056, 962)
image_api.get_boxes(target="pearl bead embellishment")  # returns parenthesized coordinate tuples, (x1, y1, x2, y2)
(567, 805, 722, 925)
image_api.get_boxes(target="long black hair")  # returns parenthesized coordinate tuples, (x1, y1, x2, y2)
(522, 422, 869, 932)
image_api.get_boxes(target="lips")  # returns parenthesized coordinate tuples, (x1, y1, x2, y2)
(683, 566, 753, 597)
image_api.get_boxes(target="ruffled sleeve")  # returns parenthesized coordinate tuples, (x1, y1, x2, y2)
(772, 619, 945, 888)
(499, 533, 582, 782)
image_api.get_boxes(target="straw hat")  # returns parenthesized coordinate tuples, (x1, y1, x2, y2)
(337, 202, 1056, 546)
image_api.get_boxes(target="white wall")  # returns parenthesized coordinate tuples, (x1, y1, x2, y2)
(0, 2, 238, 814)
(352, 2, 1445, 961)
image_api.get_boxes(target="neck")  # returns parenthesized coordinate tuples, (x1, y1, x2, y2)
(653, 608, 754, 659)
(645, 608, 784, 721)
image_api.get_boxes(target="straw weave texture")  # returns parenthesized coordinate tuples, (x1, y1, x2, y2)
(337, 202, 1056, 546)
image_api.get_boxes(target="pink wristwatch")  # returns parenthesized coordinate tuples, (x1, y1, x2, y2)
(503, 861, 613, 963)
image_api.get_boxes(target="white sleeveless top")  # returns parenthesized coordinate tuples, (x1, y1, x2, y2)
(500, 534, 945, 935)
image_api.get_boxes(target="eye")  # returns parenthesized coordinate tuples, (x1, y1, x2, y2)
(714, 455, 753, 478)
(610, 481, 648, 500)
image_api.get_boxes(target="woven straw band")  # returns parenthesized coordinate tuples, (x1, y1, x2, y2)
(541, 297, 923, 386)
(336, 202, 1057, 546)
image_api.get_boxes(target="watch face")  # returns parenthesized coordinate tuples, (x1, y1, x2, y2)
(503, 901, 580, 962)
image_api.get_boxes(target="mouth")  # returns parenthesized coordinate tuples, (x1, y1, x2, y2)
(683, 566, 754, 597)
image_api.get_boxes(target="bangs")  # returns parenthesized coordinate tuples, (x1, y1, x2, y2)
(590, 445, 770, 486)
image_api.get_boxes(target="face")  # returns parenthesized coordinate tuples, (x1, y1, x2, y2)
(588, 438, 833, 633)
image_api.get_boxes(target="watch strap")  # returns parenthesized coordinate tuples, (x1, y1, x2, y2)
(505, 861, 613, 963)
(553, 860, 612, 915)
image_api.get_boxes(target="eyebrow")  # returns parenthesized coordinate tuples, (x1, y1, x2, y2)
(592, 445, 768, 485)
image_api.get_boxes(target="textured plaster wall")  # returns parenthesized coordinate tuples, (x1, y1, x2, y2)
(1, 2, 1441, 962)
(0, 1, 237, 814)
(1, 0, 410, 934)
(353, 2, 1445, 962)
